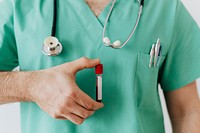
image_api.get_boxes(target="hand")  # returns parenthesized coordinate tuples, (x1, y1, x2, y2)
(29, 57, 104, 125)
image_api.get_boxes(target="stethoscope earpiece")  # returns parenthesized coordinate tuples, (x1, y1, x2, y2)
(103, 37, 111, 46)
(113, 40, 121, 48)
(103, 37, 122, 48)
(42, 36, 63, 56)
(102, 0, 144, 49)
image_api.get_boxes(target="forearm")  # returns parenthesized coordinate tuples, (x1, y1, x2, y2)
(0, 71, 34, 104)
(165, 82, 200, 133)
(171, 110, 200, 133)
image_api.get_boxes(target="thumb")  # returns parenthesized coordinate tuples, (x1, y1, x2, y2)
(70, 57, 100, 73)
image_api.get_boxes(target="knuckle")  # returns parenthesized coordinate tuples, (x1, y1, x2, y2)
(55, 110, 62, 116)
(63, 94, 74, 105)
(68, 91, 77, 98)
(55, 107, 64, 115)
(68, 114, 84, 125)
(89, 111, 95, 116)
(63, 100, 77, 113)
(81, 111, 88, 118)
(70, 106, 76, 113)
(85, 103, 93, 110)
(51, 113, 59, 119)
(76, 119, 84, 125)
(80, 57, 88, 64)
(64, 100, 72, 109)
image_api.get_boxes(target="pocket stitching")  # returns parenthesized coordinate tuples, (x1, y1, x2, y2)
(135, 52, 166, 108)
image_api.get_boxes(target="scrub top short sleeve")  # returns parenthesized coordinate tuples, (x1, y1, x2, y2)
(0, 0, 18, 71)
(160, 1, 200, 91)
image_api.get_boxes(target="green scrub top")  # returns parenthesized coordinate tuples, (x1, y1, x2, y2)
(0, 0, 200, 132)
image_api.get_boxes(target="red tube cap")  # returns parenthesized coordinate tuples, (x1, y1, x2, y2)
(95, 64, 103, 74)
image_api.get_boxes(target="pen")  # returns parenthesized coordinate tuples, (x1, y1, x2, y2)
(154, 39, 160, 67)
(156, 47, 162, 67)
(149, 44, 155, 68)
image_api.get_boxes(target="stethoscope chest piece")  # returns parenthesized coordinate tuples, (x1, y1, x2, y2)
(42, 36, 63, 56)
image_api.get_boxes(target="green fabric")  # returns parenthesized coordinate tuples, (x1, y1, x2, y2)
(0, 0, 200, 132)
(0, 0, 18, 70)
(160, 2, 200, 91)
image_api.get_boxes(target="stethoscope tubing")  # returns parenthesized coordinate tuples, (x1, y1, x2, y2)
(102, 0, 144, 49)
(52, 0, 57, 37)
(43, 0, 145, 56)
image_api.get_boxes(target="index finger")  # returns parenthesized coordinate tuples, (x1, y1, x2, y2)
(70, 57, 100, 73)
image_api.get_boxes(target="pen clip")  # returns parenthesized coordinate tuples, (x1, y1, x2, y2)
(149, 44, 155, 68)
(154, 39, 161, 67)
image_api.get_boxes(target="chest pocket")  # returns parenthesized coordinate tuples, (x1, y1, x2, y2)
(134, 52, 165, 108)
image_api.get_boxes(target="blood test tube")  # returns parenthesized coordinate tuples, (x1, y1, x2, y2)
(95, 64, 103, 102)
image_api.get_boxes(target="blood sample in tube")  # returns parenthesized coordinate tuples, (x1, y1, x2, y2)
(95, 64, 103, 102)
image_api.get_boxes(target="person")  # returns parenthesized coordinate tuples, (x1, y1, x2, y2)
(0, 0, 200, 133)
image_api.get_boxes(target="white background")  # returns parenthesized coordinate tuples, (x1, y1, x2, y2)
(0, 0, 200, 133)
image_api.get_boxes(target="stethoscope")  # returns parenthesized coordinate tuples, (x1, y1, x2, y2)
(42, 0, 144, 56)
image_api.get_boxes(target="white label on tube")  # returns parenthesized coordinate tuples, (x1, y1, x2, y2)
(97, 76, 102, 100)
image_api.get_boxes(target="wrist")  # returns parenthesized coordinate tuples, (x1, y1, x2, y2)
(15, 71, 36, 102)
(26, 70, 44, 103)
(0, 71, 36, 104)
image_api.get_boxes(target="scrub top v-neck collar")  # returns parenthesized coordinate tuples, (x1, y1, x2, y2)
(64, 0, 126, 45)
